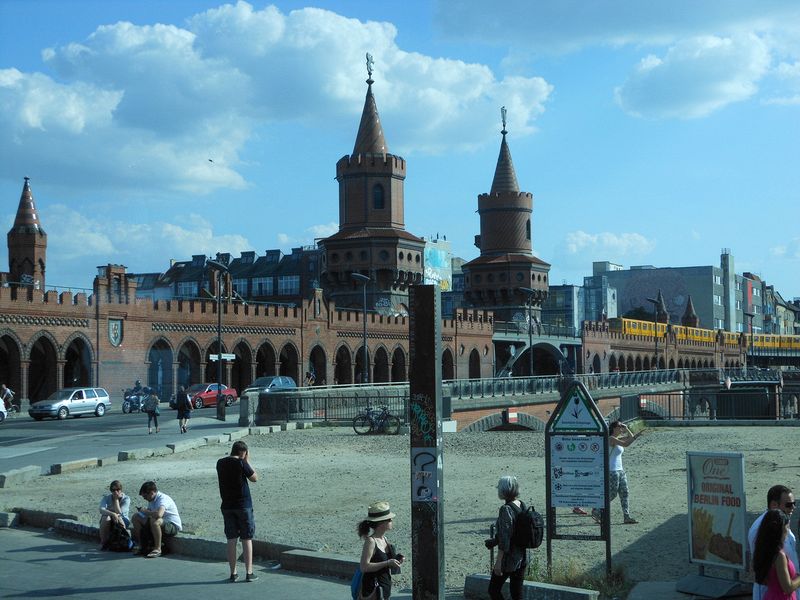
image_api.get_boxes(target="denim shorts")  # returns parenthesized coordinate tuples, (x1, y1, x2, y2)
(222, 507, 255, 540)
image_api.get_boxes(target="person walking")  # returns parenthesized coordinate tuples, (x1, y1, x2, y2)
(488, 475, 527, 600)
(357, 501, 404, 599)
(592, 420, 639, 525)
(749, 486, 798, 600)
(142, 389, 160, 434)
(217, 441, 259, 583)
(175, 386, 192, 434)
(753, 509, 800, 599)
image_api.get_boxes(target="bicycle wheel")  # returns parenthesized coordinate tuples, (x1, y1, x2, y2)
(383, 414, 401, 435)
(352, 414, 373, 435)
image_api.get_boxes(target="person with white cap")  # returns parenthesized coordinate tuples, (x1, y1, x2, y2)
(356, 501, 404, 599)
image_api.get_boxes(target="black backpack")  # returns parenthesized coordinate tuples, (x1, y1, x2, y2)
(509, 501, 544, 549)
(107, 521, 133, 552)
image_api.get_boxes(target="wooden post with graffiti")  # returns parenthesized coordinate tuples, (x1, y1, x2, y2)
(409, 284, 445, 599)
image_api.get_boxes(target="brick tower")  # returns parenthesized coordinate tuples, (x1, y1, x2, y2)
(7, 177, 47, 290)
(319, 55, 424, 314)
(463, 109, 550, 320)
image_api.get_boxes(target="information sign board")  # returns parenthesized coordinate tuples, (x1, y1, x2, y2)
(550, 434, 605, 508)
(550, 384, 604, 432)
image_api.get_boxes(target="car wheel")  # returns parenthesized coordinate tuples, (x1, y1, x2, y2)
(225, 395, 234, 406)
(33, 416, 43, 421)
(57, 406, 69, 420)
(194, 397, 204, 409)
(95, 404, 106, 417)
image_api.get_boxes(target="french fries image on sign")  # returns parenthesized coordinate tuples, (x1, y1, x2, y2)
(692, 508, 713, 559)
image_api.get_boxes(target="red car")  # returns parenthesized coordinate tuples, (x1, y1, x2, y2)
(185, 383, 238, 409)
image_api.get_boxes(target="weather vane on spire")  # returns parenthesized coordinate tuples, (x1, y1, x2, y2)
(366, 52, 374, 79)
(501, 106, 507, 134)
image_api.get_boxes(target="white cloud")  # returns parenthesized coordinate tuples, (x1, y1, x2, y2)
(45, 205, 252, 276)
(770, 239, 800, 259)
(615, 35, 771, 118)
(563, 230, 656, 257)
(0, 2, 551, 196)
(276, 221, 339, 247)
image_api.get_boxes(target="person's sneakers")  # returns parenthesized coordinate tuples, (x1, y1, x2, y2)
(245, 573, 259, 582)
(623, 516, 639, 524)
(591, 509, 602, 524)
(228, 573, 239, 583)
(572, 507, 588, 515)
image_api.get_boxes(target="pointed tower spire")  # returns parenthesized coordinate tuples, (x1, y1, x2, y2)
(681, 295, 700, 327)
(352, 53, 388, 156)
(655, 289, 670, 324)
(13, 177, 44, 233)
(8, 176, 47, 289)
(490, 106, 519, 194)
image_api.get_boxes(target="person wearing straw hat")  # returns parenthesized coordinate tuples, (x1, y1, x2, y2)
(357, 501, 404, 599)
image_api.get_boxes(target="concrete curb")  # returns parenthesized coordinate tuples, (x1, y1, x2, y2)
(464, 574, 599, 600)
(50, 457, 100, 475)
(281, 549, 358, 579)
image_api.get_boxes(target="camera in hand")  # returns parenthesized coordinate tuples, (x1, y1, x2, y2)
(391, 553, 403, 574)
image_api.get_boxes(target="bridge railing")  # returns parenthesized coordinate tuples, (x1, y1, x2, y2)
(634, 390, 796, 421)
(256, 389, 409, 425)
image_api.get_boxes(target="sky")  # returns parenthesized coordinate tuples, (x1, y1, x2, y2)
(1, 0, 799, 300)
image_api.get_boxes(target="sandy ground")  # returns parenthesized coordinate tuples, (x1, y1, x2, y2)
(3, 426, 799, 593)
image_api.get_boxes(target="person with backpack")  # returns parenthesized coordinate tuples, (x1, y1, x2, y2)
(488, 475, 527, 600)
(98, 480, 131, 550)
(142, 389, 160, 434)
(176, 385, 192, 434)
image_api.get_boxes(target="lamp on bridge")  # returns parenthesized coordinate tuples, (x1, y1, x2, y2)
(207, 259, 229, 421)
(646, 296, 659, 370)
(352, 272, 371, 384)
(743, 311, 755, 373)
(518, 287, 535, 377)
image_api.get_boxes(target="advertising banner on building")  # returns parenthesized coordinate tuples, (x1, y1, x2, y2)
(686, 452, 746, 570)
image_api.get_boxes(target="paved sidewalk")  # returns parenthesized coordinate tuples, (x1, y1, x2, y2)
(0, 527, 379, 599)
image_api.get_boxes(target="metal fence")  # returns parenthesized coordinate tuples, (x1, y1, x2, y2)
(256, 392, 409, 425)
(632, 390, 798, 421)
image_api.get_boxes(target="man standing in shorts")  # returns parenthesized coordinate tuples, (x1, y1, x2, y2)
(217, 440, 259, 582)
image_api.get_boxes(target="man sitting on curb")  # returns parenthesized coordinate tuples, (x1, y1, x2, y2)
(132, 481, 182, 558)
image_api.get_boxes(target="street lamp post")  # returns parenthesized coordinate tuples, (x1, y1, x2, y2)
(351, 273, 370, 384)
(207, 259, 229, 421)
(518, 287, 535, 377)
(646, 297, 659, 370)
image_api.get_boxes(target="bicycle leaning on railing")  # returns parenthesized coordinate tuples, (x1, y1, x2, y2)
(352, 405, 401, 435)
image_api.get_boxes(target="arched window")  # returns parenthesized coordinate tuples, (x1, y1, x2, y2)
(373, 184, 385, 209)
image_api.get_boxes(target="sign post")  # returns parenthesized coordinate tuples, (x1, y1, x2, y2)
(677, 451, 749, 597)
(409, 285, 445, 599)
(545, 380, 611, 576)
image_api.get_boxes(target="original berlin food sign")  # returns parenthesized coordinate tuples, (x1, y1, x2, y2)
(686, 451, 746, 570)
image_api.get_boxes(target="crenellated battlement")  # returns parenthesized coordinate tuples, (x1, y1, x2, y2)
(336, 152, 406, 175)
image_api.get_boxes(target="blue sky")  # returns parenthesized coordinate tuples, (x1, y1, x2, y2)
(1, 1, 799, 301)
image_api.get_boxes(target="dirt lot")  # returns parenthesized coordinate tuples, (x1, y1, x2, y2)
(3, 426, 798, 592)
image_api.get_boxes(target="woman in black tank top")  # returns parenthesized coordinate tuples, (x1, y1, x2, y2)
(356, 501, 404, 599)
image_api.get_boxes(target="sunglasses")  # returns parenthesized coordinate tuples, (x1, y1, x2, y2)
(785, 501, 796, 508)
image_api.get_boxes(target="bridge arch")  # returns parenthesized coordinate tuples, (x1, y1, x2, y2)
(391, 346, 407, 382)
(0, 330, 23, 404)
(147, 338, 174, 398)
(373, 345, 390, 383)
(591, 354, 601, 374)
(626, 356, 634, 371)
(609, 354, 618, 372)
(28, 332, 58, 402)
(204, 338, 230, 383)
(334, 344, 353, 385)
(177, 339, 202, 388)
(442, 347, 455, 380)
(233, 339, 254, 392)
(461, 412, 546, 432)
(256, 341, 277, 378)
(635, 356, 642, 371)
(279, 341, 300, 384)
(468, 348, 481, 379)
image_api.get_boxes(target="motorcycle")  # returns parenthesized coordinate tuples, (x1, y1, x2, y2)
(121, 388, 144, 413)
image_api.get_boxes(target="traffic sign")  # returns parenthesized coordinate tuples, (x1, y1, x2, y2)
(209, 353, 236, 361)
(549, 383, 604, 432)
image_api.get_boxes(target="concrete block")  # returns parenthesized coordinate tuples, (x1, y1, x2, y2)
(50, 457, 99, 475)
(0, 512, 19, 527)
(166, 535, 227, 560)
(280, 549, 357, 579)
(295, 421, 313, 429)
(12, 508, 78, 528)
(152, 446, 172, 457)
(248, 426, 272, 435)
(118, 448, 155, 461)
(167, 438, 207, 453)
(55, 518, 99, 540)
(204, 435, 225, 445)
(268, 425, 282, 433)
(98, 455, 118, 467)
(252, 540, 313, 562)
(464, 574, 599, 600)
(226, 428, 250, 441)
(281, 422, 297, 431)
(0, 465, 42, 488)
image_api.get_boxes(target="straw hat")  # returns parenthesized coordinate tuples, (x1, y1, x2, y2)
(367, 501, 396, 522)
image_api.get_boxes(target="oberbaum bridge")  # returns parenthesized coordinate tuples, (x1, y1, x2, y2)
(2, 67, 799, 430)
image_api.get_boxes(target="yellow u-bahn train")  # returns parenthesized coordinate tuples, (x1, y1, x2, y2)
(608, 317, 800, 351)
